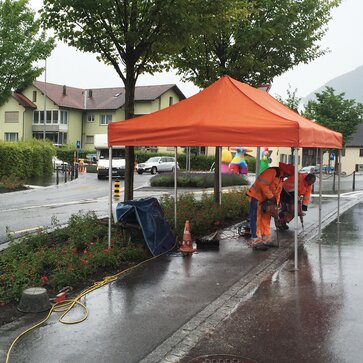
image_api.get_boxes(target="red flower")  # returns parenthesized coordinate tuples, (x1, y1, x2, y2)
(40, 275, 49, 283)
(83, 249, 87, 255)
(89, 253, 95, 259)
(103, 248, 110, 253)
(214, 220, 221, 226)
(80, 259, 89, 265)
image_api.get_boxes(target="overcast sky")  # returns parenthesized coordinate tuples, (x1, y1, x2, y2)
(31, 0, 363, 99)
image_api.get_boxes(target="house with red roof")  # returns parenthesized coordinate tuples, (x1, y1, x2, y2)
(0, 81, 185, 149)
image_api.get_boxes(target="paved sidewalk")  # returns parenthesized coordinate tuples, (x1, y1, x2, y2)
(180, 200, 363, 363)
(1, 192, 361, 363)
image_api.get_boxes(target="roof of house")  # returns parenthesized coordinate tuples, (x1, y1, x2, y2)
(32, 81, 185, 110)
(12, 91, 37, 109)
(346, 124, 363, 147)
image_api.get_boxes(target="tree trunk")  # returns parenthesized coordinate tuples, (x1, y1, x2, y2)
(123, 68, 136, 201)
(214, 147, 221, 204)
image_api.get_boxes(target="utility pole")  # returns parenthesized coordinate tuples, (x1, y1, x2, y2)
(43, 59, 47, 140)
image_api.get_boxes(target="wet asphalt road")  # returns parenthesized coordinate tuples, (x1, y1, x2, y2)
(181, 204, 363, 363)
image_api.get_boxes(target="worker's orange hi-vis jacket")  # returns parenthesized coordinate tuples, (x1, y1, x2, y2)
(283, 173, 313, 205)
(247, 167, 283, 203)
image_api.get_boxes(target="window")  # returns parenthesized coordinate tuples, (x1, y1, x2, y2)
(359, 149, 363, 157)
(33, 110, 64, 124)
(87, 114, 95, 122)
(32, 91, 37, 102)
(5, 111, 19, 123)
(60, 110, 68, 124)
(169, 96, 174, 106)
(4, 133, 18, 141)
(100, 114, 112, 125)
(86, 135, 94, 144)
(53, 111, 58, 124)
(46, 110, 52, 124)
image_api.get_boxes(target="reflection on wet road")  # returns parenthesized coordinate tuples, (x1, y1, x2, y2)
(182, 203, 363, 363)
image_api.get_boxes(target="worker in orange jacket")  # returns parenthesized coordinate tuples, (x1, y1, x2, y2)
(278, 172, 316, 229)
(246, 162, 294, 247)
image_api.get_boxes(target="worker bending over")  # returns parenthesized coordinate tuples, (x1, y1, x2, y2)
(247, 162, 294, 247)
(278, 172, 316, 229)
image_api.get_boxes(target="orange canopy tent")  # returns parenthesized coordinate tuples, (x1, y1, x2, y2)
(108, 75, 342, 149)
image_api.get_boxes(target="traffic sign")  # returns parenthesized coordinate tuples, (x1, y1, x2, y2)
(76, 140, 81, 149)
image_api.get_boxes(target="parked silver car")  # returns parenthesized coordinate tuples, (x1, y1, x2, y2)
(300, 165, 320, 174)
(136, 156, 178, 175)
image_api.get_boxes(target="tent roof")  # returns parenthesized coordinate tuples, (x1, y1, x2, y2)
(108, 76, 342, 149)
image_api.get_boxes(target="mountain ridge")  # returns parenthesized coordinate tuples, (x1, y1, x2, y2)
(303, 65, 363, 105)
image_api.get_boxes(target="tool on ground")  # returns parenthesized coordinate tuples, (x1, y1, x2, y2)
(196, 230, 220, 249)
(237, 219, 251, 238)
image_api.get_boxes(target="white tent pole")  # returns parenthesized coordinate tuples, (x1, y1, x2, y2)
(337, 149, 341, 224)
(294, 147, 299, 270)
(256, 147, 261, 178)
(318, 148, 323, 238)
(174, 147, 178, 230)
(218, 146, 222, 205)
(108, 146, 113, 249)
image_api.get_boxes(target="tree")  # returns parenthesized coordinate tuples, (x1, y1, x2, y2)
(304, 87, 363, 191)
(41, 0, 226, 201)
(276, 86, 301, 113)
(0, 0, 54, 106)
(304, 87, 363, 146)
(169, 0, 339, 203)
(171, 0, 340, 88)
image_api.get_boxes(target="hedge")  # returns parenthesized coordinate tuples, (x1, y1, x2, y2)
(0, 140, 54, 180)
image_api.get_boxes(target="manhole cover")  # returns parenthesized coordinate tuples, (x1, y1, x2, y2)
(188, 354, 257, 363)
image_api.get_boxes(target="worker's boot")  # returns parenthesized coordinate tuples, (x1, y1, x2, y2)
(261, 235, 275, 247)
(250, 237, 268, 251)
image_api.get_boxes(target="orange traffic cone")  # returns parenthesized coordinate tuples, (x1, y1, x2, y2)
(179, 220, 196, 254)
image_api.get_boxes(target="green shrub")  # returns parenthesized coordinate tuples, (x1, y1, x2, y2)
(0, 212, 149, 303)
(0, 190, 250, 304)
(0, 140, 54, 180)
(0, 175, 25, 190)
(160, 189, 249, 240)
(151, 172, 249, 188)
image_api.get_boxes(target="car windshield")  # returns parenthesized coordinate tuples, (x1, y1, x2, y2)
(146, 157, 160, 163)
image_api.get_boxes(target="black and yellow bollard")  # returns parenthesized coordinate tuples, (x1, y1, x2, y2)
(114, 179, 120, 199)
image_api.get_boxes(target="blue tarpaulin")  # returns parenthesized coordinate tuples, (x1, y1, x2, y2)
(115, 197, 176, 256)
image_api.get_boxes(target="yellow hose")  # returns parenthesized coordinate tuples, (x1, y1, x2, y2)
(6, 243, 177, 363)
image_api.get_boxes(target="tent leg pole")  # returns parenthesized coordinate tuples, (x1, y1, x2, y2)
(337, 149, 341, 224)
(218, 146, 222, 205)
(108, 146, 113, 249)
(294, 147, 299, 270)
(174, 147, 178, 231)
(318, 148, 323, 239)
(256, 147, 261, 178)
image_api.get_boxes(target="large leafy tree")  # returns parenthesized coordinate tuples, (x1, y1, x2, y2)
(304, 87, 363, 190)
(0, 0, 54, 106)
(41, 0, 227, 201)
(172, 0, 340, 88)
(304, 87, 363, 146)
(170, 0, 339, 202)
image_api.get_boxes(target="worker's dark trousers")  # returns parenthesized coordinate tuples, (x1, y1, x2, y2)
(248, 197, 258, 238)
